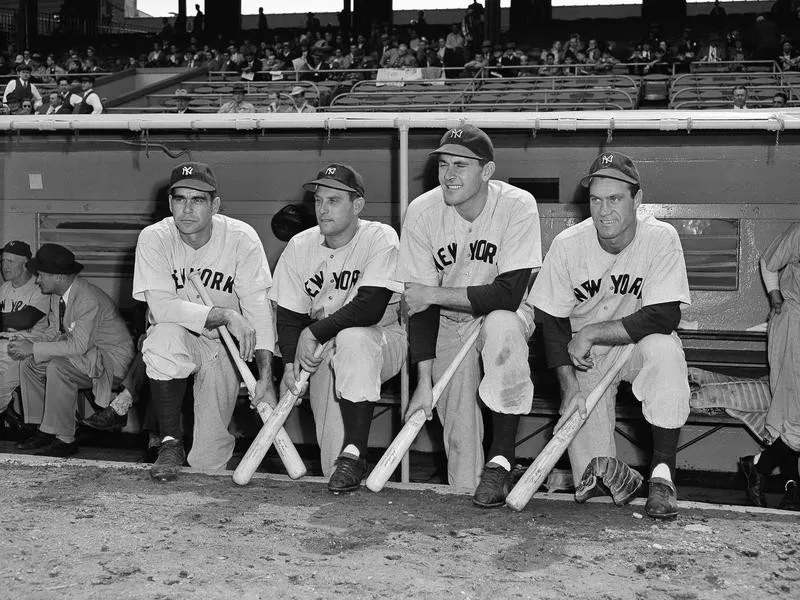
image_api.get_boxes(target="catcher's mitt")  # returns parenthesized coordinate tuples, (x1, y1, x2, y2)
(575, 456, 644, 506)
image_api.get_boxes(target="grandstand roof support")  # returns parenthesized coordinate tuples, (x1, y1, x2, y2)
(16, 0, 37, 53)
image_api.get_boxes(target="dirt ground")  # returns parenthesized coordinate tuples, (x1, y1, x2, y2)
(1, 459, 798, 600)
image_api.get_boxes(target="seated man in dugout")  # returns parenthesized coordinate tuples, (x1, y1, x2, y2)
(270, 164, 406, 493)
(529, 152, 691, 520)
(10, 244, 135, 457)
(0, 241, 50, 424)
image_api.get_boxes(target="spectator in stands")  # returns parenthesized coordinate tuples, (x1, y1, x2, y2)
(11, 244, 135, 458)
(732, 85, 748, 109)
(500, 42, 521, 77)
(19, 99, 33, 115)
(193, 4, 204, 36)
(262, 47, 283, 72)
(171, 89, 196, 114)
(147, 42, 166, 67)
(465, 40, 495, 74)
(305, 12, 321, 33)
(709, 0, 727, 24)
(773, 91, 788, 107)
(281, 86, 316, 113)
(3, 64, 42, 113)
(258, 7, 268, 39)
(778, 40, 798, 70)
(264, 92, 280, 113)
(57, 77, 80, 110)
(20, 50, 33, 69)
(389, 43, 418, 68)
(379, 35, 398, 67)
(40, 54, 66, 83)
(184, 51, 200, 69)
(446, 23, 465, 51)
(218, 84, 255, 113)
(241, 52, 262, 80)
(75, 76, 103, 114)
(160, 17, 175, 42)
(221, 51, 240, 73)
(44, 91, 71, 115)
(166, 45, 183, 68)
(700, 35, 725, 62)
(540, 52, 559, 76)
(753, 14, 780, 61)
(462, 6, 482, 52)
(416, 38, 441, 68)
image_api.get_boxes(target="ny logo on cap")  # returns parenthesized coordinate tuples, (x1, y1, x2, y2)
(182, 166, 194, 176)
(325, 167, 336, 175)
(601, 154, 614, 165)
(450, 129, 463, 139)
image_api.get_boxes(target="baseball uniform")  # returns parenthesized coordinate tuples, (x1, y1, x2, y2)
(0, 275, 49, 412)
(270, 219, 406, 476)
(396, 180, 542, 493)
(133, 213, 275, 470)
(529, 213, 691, 484)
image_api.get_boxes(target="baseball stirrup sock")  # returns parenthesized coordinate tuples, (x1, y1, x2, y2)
(757, 438, 790, 477)
(149, 378, 189, 440)
(340, 398, 374, 457)
(780, 446, 800, 483)
(487, 412, 520, 466)
(650, 425, 680, 480)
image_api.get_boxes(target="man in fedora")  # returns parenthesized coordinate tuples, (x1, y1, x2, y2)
(280, 86, 316, 113)
(218, 84, 255, 113)
(9, 244, 135, 457)
(172, 88, 196, 114)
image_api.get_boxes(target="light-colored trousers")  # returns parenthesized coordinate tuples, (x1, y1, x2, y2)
(21, 357, 126, 440)
(143, 324, 240, 471)
(0, 339, 21, 412)
(433, 309, 535, 494)
(309, 322, 406, 477)
(567, 333, 690, 484)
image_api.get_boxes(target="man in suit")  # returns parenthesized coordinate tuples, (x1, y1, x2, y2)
(172, 89, 196, 114)
(9, 244, 135, 457)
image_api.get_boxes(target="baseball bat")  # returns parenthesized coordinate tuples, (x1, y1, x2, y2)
(233, 346, 323, 486)
(505, 343, 635, 512)
(188, 271, 306, 481)
(365, 317, 484, 493)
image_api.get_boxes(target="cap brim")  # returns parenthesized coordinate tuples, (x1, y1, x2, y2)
(429, 144, 488, 161)
(580, 169, 639, 187)
(303, 178, 361, 195)
(169, 179, 216, 192)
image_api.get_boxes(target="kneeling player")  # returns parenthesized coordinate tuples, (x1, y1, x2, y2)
(529, 152, 691, 519)
(270, 164, 406, 493)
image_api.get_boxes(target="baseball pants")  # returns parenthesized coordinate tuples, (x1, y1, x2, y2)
(20, 356, 126, 441)
(765, 301, 800, 452)
(433, 309, 535, 494)
(0, 339, 21, 413)
(143, 323, 240, 471)
(567, 333, 690, 484)
(309, 322, 406, 477)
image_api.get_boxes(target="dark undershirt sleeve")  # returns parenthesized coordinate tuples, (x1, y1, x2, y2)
(308, 286, 393, 343)
(620, 301, 682, 343)
(409, 305, 440, 364)
(276, 305, 314, 363)
(466, 268, 532, 316)
(536, 308, 573, 369)
(0, 307, 46, 333)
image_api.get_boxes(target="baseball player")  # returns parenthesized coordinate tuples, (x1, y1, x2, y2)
(396, 125, 542, 506)
(133, 162, 277, 481)
(270, 164, 406, 492)
(0, 241, 49, 417)
(529, 151, 691, 519)
(738, 225, 800, 511)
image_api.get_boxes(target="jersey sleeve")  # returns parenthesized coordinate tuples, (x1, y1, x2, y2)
(497, 195, 543, 275)
(396, 205, 440, 286)
(762, 223, 800, 273)
(527, 237, 576, 318)
(355, 225, 403, 293)
(234, 232, 276, 352)
(640, 229, 691, 307)
(269, 240, 312, 315)
(132, 226, 210, 333)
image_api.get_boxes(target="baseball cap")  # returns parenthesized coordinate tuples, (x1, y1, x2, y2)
(430, 124, 494, 162)
(303, 163, 366, 197)
(580, 151, 640, 187)
(169, 162, 217, 193)
(1, 240, 32, 258)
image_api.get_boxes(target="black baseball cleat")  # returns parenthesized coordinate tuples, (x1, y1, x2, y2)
(645, 477, 678, 520)
(473, 462, 513, 508)
(327, 454, 367, 494)
(34, 438, 78, 458)
(778, 480, 800, 511)
(150, 440, 186, 482)
(738, 455, 767, 508)
(82, 406, 128, 432)
(16, 430, 55, 451)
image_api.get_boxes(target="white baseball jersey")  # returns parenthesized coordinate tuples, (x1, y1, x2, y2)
(133, 214, 275, 351)
(396, 180, 541, 319)
(270, 219, 402, 326)
(530, 214, 691, 333)
(0, 276, 50, 337)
